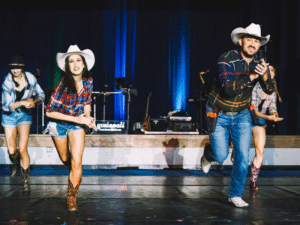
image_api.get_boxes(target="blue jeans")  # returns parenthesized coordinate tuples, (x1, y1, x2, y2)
(204, 105, 252, 197)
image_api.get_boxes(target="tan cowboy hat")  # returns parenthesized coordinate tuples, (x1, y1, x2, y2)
(56, 45, 95, 71)
(231, 23, 270, 46)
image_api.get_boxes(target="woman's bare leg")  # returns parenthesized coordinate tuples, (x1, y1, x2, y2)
(68, 129, 85, 186)
(4, 127, 18, 155)
(51, 136, 70, 163)
(252, 126, 266, 168)
(17, 124, 31, 169)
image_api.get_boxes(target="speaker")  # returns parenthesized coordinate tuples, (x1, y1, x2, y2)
(150, 118, 168, 131)
(168, 121, 197, 132)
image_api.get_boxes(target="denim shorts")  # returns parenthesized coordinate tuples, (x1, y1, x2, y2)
(253, 118, 266, 128)
(2, 110, 32, 128)
(44, 121, 84, 138)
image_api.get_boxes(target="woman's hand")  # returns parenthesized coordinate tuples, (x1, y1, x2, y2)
(268, 114, 284, 122)
(74, 114, 96, 129)
(22, 98, 36, 108)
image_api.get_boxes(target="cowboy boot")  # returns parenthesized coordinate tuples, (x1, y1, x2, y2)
(250, 162, 261, 191)
(67, 178, 82, 211)
(21, 167, 30, 192)
(8, 151, 20, 177)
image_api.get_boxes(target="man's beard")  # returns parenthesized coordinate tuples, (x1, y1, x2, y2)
(242, 50, 256, 58)
(241, 47, 257, 59)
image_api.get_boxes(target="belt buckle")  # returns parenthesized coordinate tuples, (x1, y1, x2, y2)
(225, 112, 238, 116)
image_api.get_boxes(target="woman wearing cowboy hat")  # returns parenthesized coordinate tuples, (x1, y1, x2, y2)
(2, 55, 45, 191)
(45, 45, 96, 211)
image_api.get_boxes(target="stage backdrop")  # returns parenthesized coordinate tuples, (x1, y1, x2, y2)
(0, 0, 299, 134)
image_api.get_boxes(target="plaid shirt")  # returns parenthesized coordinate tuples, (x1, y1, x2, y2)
(45, 78, 93, 116)
(252, 82, 277, 114)
(207, 50, 275, 112)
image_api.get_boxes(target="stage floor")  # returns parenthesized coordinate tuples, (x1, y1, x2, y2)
(1, 169, 300, 224)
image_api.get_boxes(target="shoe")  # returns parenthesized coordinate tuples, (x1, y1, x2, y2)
(250, 180, 259, 191)
(67, 178, 82, 211)
(8, 151, 20, 177)
(21, 167, 30, 192)
(201, 155, 211, 174)
(228, 197, 249, 207)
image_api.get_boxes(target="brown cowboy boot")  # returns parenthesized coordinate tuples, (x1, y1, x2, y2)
(8, 151, 20, 177)
(67, 178, 82, 211)
(250, 162, 261, 191)
(21, 167, 30, 192)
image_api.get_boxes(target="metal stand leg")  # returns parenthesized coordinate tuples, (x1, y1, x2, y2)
(126, 89, 131, 132)
(36, 104, 39, 134)
(93, 96, 97, 121)
(42, 102, 45, 132)
(103, 94, 106, 121)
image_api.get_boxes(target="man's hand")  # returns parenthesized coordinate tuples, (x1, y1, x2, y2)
(254, 59, 269, 81)
(249, 73, 259, 81)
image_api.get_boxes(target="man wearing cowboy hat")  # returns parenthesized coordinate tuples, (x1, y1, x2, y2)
(200, 23, 275, 207)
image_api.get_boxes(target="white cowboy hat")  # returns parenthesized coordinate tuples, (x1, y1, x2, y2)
(56, 45, 95, 71)
(231, 23, 270, 46)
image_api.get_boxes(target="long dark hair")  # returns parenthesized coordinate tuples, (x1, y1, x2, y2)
(270, 64, 282, 103)
(60, 54, 91, 94)
(10, 68, 31, 89)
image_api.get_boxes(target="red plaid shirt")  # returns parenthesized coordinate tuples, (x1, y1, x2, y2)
(45, 78, 93, 116)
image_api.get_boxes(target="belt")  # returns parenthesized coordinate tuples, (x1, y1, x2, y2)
(207, 101, 238, 116)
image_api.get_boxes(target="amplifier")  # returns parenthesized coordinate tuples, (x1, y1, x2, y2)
(150, 118, 168, 131)
(168, 121, 198, 132)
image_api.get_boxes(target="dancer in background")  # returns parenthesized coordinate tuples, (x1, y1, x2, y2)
(249, 65, 283, 190)
(45, 45, 96, 211)
(2, 55, 45, 191)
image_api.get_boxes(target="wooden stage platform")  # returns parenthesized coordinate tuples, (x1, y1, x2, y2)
(0, 134, 299, 148)
(0, 134, 300, 169)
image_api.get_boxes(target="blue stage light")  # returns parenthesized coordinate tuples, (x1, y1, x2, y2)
(169, 12, 190, 113)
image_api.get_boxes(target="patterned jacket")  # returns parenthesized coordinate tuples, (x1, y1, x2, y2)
(2, 72, 45, 112)
(252, 82, 277, 114)
(207, 50, 275, 112)
(45, 77, 93, 116)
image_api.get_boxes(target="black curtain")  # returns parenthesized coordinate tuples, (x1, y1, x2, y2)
(0, 0, 298, 134)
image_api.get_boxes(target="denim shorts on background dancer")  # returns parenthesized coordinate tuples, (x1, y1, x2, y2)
(2, 110, 32, 128)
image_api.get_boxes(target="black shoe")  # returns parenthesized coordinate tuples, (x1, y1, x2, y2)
(9, 151, 20, 177)
(21, 167, 30, 192)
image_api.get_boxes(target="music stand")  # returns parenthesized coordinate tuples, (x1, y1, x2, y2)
(115, 78, 137, 131)
(92, 89, 122, 121)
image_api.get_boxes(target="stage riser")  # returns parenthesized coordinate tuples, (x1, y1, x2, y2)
(1, 147, 299, 168)
(0, 134, 299, 148)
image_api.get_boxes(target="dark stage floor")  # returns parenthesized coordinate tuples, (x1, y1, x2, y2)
(1, 169, 300, 225)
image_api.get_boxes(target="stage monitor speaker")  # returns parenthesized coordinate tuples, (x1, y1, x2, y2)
(150, 118, 168, 131)
(168, 121, 197, 132)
